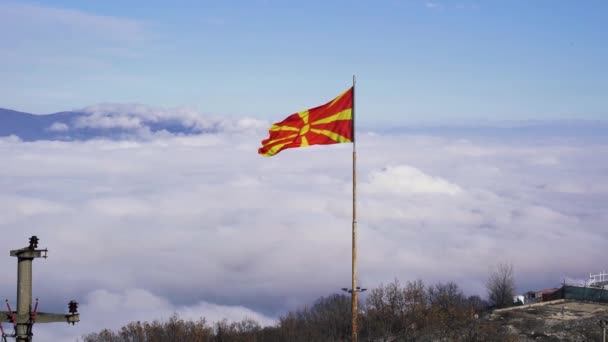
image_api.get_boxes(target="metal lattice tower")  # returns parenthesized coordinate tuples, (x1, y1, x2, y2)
(0, 236, 80, 342)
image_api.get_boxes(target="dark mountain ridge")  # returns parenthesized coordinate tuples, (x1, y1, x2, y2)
(0, 107, 205, 141)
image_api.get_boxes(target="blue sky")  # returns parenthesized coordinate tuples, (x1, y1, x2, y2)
(1, 0, 606, 125)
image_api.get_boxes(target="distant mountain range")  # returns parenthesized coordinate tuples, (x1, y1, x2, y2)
(2, 106, 606, 142)
(0, 106, 214, 141)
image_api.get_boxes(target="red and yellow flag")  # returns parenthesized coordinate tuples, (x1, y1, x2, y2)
(258, 87, 354, 157)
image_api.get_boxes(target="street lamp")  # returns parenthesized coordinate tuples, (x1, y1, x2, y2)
(341, 286, 367, 341)
(342, 286, 367, 294)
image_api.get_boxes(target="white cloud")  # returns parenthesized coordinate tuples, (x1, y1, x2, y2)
(0, 135, 21, 143)
(424, 2, 443, 9)
(47, 122, 70, 132)
(34, 288, 275, 341)
(362, 165, 462, 195)
(0, 125, 606, 340)
(0, 196, 68, 226)
(74, 113, 143, 130)
(74, 103, 267, 135)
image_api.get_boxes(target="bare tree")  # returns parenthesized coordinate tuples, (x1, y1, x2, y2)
(82, 279, 520, 342)
(487, 263, 516, 309)
(278, 293, 351, 341)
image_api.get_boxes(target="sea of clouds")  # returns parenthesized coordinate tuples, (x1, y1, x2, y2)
(1, 107, 607, 341)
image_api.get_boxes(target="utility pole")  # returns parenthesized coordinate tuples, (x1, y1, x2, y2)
(0, 236, 79, 342)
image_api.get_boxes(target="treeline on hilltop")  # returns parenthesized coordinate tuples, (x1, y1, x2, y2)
(82, 277, 518, 342)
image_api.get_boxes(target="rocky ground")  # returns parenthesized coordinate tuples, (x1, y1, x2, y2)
(489, 300, 608, 341)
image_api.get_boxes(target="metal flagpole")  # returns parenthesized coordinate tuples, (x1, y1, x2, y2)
(351, 74, 358, 342)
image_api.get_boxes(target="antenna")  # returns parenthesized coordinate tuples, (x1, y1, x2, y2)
(0, 236, 80, 342)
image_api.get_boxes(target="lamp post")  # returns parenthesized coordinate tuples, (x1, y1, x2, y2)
(342, 286, 367, 340)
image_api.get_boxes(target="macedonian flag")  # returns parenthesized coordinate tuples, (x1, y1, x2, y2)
(258, 87, 354, 157)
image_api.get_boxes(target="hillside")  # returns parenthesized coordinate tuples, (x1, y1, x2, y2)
(491, 300, 608, 341)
